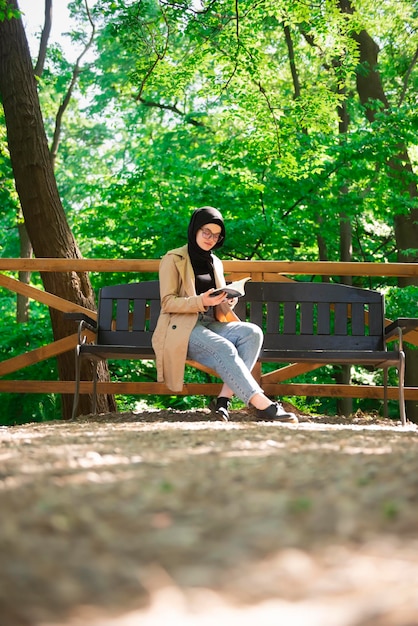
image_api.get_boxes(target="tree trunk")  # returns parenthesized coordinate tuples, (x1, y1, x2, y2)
(338, 204, 353, 417)
(352, 29, 418, 422)
(15, 0, 50, 324)
(16, 220, 32, 323)
(0, 2, 116, 418)
(338, 0, 418, 423)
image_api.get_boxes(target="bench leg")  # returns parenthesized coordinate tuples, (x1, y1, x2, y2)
(92, 363, 98, 414)
(71, 347, 81, 420)
(383, 367, 388, 418)
(398, 352, 406, 426)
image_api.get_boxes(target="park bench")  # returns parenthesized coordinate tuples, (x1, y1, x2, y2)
(66, 280, 410, 424)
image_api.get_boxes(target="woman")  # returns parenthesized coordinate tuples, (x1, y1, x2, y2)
(152, 206, 298, 423)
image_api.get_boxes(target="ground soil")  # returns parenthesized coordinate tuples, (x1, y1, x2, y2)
(1, 406, 418, 626)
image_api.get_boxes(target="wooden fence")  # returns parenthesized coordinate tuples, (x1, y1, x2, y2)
(1, 259, 418, 405)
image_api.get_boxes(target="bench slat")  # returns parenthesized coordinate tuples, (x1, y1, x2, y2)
(317, 302, 330, 335)
(99, 299, 114, 331)
(116, 299, 129, 331)
(334, 302, 348, 335)
(369, 301, 384, 336)
(79, 343, 154, 360)
(262, 281, 383, 302)
(351, 302, 365, 336)
(263, 334, 383, 351)
(98, 330, 153, 347)
(131, 300, 145, 330)
(301, 302, 314, 334)
(266, 301, 280, 334)
(250, 301, 264, 328)
(283, 302, 297, 334)
(261, 349, 400, 366)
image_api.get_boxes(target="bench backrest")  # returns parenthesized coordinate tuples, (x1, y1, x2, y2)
(235, 281, 386, 352)
(95, 280, 386, 352)
(96, 281, 161, 347)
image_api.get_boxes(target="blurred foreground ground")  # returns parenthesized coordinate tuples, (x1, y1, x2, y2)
(1, 408, 418, 626)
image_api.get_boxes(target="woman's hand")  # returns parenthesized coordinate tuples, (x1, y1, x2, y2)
(201, 288, 227, 307)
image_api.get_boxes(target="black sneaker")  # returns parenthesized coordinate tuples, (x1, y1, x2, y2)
(209, 397, 230, 422)
(256, 402, 298, 423)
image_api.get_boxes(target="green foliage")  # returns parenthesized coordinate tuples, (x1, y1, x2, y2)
(0, 115, 20, 258)
(0, 393, 61, 426)
(18, 0, 414, 273)
(0, 0, 20, 21)
(1, 0, 417, 421)
(0, 290, 61, 425)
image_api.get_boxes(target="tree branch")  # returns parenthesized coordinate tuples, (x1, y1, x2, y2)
(234, 0, 239, 39)
(283, 23, 301, 99)
(159, 0, 218, 17)
(50, 0, 96, 167)
(137, 97, 207, 127)
(398, 46, 418, 107)
(135, 2, 170, 101)
(34, 0, 52, 77)
(257, 82, 281, 156)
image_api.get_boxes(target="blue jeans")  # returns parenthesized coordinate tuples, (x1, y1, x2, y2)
(187, 315, 264, 404)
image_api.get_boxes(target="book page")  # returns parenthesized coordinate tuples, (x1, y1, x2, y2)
(209, 277, 252, 298)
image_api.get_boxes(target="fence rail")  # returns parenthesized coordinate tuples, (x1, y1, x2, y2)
(1, 258, 418, 276)
(1, 259, 418, 410)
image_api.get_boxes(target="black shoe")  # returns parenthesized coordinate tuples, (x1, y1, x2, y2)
(209, 396, 230, 422)
(256, 402, 298, 423)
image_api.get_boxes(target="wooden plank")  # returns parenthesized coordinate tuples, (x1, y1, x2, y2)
(218, 261, 418, 278)
(0, 334, 80, 376)
(334, 302, 348, 335)
(384, 322, 418, 345)
(248, 272, 264, 281)
(0, 259, 160, 273)
(283, 302, 297, 334)
(301, 302, 314, 334)
(1, 259, 418, 277)
(261, 363, 323, 382)
(0, 380, 417, 401)
(185, 360, 218, 377)
(262, 383, 418, 401)
(0, 273, 97, 318)
(0, 380, 223, 395)
(262, 274, 295, 283)
(317, 302, 330, 334)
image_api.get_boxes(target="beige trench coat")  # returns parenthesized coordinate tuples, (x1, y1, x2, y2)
(151, 244, 227, 392)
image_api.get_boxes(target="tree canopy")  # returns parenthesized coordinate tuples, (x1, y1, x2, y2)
(3, 0, 416, 266)
(39, 0, 418, 266)
(0, 0, 417, 421)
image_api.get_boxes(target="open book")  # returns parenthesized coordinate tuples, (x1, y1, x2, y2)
(209, 277, 252, 299)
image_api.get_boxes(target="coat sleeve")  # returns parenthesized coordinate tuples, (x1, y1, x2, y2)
(159, 252, 207, 314)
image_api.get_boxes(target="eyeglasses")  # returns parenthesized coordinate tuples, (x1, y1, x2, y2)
(200, 227, 223, 243)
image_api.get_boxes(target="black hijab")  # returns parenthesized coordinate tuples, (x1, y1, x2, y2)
(187, 206, 226, 294)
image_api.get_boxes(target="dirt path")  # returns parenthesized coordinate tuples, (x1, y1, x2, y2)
(1, 409, 418, 626)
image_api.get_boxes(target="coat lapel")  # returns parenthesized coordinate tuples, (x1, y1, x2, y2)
(174, 247, 196, 297)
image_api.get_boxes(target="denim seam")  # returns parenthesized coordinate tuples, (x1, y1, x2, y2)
(189, 333, 262, 404)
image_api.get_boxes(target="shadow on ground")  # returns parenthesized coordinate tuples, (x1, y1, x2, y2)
(1, 410, 417, 625)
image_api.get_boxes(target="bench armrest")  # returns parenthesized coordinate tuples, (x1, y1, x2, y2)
(64, 312, 97, 331)
(385, 317, 418, 353)
(64, 312, 97, 344)
(385, 317, 418, 339)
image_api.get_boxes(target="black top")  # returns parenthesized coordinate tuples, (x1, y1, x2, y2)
(187, 206, 225, 294)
